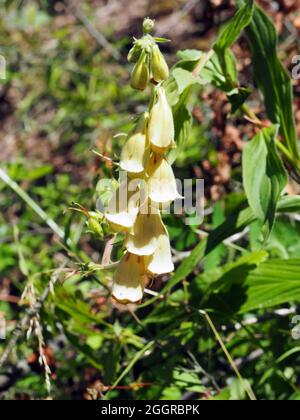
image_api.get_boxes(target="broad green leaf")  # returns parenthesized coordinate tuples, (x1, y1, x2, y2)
(214, 0, 254, 52)
(243, 125, 288, 234)
(140, 195, 298, 308)
(227, 87, 252, 114)
(168, 102, 192, 165)
(172, 68, 205, 94)
(238, 0, 300, 159)
(203, 49, 250, 111)
(239, 259, 300, 313)
(277, 195, 300, 213)
(201, 50, 237, 92)
(197, 251, 268, 295)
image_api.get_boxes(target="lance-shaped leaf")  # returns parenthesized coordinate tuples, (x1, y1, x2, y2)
(214, 0, 254, 53)
(242, 125, 288, 235)
(237, 0, 300, 159)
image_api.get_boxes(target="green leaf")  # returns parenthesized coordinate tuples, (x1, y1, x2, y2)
(228, 87, 252, 114)
(139, 195, 298, 308)
(168, 103, 192, 165)
(201, 50, 237, 92)
(64, 330, 103, 371)
(172, 68, 205, 94)
(204, 202, 226, 271)
(198, 251, 268, 295)
(238, 0, 300, 159)
(239, 259, 300, 313)
(277, 195, 300, 213)
(214, 0, 254, 52)
(243, 125, 288, 235)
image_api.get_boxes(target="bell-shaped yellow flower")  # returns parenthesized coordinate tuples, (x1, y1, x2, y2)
(151, 44, 169, 83)
(112, 253, 145, 304)
(125, 207, 162, 256)
(147, 154, 181, 204)
(105, 181, 139, 232)
(148, 86, 174, 154)
(120, 113, 150, 175)
(145, 221, 174, 275)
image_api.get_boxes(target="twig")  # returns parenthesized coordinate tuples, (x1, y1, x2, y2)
(101, 234, 116, 266)
(66, 1, 121, 61)
(159, 0, 200, 34)
(199, 310, 257, 401)
(0, 263, 67, 369)
(0, 295, 20, 304)
(193, 49, 215, 77)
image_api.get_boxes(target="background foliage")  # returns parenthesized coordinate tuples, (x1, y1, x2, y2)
(1, 0, 300, 400)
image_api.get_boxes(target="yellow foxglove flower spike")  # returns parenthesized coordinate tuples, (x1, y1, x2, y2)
(148, 86, 174, 154)
(130, 50, 150, 91)
(147, 154, 182, 204)
(145, 219, 174, 275)
(124, 206, 161, 256)
(112, 253, 145, 304)
(119, 113, 150, 175)
(151, 44, 169, 83)
(105, 181, 140, 232)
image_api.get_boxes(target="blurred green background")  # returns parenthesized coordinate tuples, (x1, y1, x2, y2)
(1, 0, 300, 400)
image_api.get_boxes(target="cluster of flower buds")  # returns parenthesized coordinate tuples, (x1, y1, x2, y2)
(128, 18, 169, 90)
(104, 19, 179, 304)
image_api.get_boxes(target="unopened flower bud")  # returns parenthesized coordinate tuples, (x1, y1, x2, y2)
(120, 113, 150, 174)
(87, 213, 104, 238)
(130, 51, 150, 91)
(151, 44, 169, 82)
(112, 253, 145, 304)
(148, 86, 175, 154)
(127, 43, 142, 63)
(143, 18, 155, 34)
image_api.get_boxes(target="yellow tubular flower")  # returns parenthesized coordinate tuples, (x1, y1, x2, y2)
(125, 207, 161, 256)
(112, 253, 145, 304)
(148, 86, 174, 154)
(147, 154, 181, 204)
(119, 113, 150, 175)
(151, 44, 169, 82)
(105, 181, 139, 232)
(145, 220, 174, 275)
